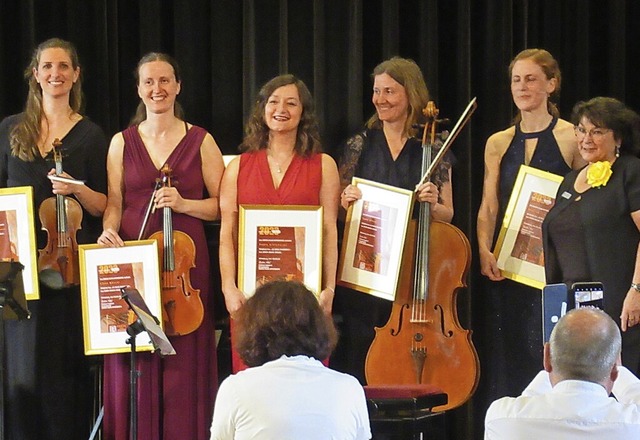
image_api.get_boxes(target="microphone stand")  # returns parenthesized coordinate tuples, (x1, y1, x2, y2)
(0, 262, 30, 440)
(121, 287, 175, 440)
(126, 318, 145, 440)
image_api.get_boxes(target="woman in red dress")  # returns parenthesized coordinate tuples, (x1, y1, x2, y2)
(219, 74, 340, 372)
(98, 52, 225, 440)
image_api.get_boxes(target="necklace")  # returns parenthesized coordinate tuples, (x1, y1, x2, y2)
(267, 150, 294, 174)
(272, 158, 284, 173)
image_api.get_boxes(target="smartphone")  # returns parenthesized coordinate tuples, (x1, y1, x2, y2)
(572, 282, 604, 310)
(542, 283, 569, 342)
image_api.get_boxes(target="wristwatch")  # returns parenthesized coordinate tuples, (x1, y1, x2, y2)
(631, 282, 640, 292)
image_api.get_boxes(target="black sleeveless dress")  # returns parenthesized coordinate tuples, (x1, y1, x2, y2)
(480, 117, 571, 403)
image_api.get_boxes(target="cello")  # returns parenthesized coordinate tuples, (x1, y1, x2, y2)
(38, 138, 82, 288)
(149, 164, 204, 336)
(365, 100, 480, 411)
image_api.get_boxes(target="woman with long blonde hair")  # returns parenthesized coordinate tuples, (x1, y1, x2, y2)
(0, 37, 108, 440)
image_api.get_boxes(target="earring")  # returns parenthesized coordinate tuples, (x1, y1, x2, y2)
(616, 145, 621, 157)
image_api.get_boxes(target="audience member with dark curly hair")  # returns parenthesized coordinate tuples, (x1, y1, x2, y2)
(210, 280, 371, 440)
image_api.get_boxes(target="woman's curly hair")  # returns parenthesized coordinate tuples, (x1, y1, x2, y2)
(239, 74, 322, 156)
(571, 97, 640, 156)
(235, 280, 338, 367)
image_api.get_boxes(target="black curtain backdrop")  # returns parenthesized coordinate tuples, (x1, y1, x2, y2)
(2, 1, 639, 438)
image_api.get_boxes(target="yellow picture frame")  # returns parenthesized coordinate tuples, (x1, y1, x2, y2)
(493, 165, 563, 289)
(238, 204, 323, 298)
(78, 240, 162, 355)
(0, 186, 39, 300)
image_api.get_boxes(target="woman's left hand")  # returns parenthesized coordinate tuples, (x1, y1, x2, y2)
(416, 181, 439, 205)
(48, 169, 78, 196)
(620, 288, 640, 331)
(340, 184, 362, 210)
(154, 186, 185, 212)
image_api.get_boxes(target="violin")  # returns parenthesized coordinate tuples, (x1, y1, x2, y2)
(149, 164, 204, 336)
(38, 138, 82, 289)
(365, 100, 480, 411)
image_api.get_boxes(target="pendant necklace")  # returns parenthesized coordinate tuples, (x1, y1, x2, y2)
(268, 150, 293, 174)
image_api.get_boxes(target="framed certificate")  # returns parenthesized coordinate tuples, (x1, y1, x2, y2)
(493, 165, 563, 289)
(0, 186, 39, 300)
(338, 178, 415, 301)
(78, 240, 162, 355)
(238, 205, 323, 297)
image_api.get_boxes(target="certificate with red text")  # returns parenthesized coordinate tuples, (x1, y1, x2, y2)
(338, 178, 414, 301)
(494, 165, 563, 289)
(0, 187, 39, 300)
(79, 240, 162, 355)
(239, 205, 322, 298)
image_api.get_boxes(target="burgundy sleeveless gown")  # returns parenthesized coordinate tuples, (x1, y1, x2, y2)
(103, 125, 218, 440)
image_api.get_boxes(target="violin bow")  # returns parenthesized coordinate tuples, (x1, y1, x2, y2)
(415, 97, 477, 190)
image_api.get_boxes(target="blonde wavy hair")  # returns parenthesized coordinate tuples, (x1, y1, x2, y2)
(10, 38, 84, 161)
(366, 57, 430, 138)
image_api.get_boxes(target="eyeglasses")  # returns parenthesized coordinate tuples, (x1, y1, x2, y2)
(574, 125, 612, 141)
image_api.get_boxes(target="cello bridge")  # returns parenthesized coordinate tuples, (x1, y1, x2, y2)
(409, 318, 433, 324)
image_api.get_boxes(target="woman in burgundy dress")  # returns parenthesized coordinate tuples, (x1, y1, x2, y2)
(219, 74, 340, 372)
(98, 53, 225, 440)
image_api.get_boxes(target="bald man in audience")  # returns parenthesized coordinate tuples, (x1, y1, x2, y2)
(485, 307, 640, 439)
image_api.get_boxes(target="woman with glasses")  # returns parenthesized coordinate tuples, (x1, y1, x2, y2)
(476, 49, 585, 407)
(542, 97, 640, 374)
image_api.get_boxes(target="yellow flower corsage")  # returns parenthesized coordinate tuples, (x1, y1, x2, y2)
(586, 161, 613, 188)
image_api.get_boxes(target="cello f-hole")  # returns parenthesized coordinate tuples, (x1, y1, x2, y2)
(434, 304, 454, 337)
(390, 303, 410, 336)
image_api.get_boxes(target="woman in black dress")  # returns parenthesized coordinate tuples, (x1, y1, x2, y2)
(543, 96, 640, 374)
(333, 57, 454, 383)
(0, 38, 107, 439)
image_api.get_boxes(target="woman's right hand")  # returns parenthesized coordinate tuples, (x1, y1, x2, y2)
(340, 184, 362, 210)
(98, 228, 125, 247)
(223, 286, 247, 318)
(480, 248, 505, 281)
